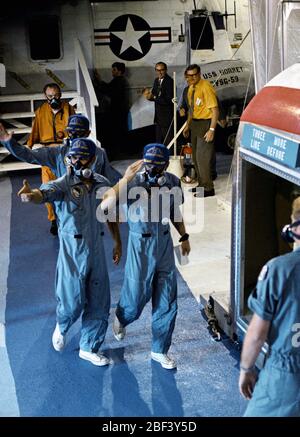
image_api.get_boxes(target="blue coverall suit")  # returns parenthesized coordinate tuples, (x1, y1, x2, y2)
(40, 172, 111, 352)
(2, 137, 121, 183)
(244, 247, 300, 417)
(116, 172, 183, 354)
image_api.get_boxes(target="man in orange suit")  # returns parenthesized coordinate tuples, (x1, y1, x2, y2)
(27, 83, 75, 235)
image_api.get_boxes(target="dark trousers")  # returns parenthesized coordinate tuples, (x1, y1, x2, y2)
(191, 119, 215, 191)
(96, 112, 128, 160)
(155, 122, 173, 146)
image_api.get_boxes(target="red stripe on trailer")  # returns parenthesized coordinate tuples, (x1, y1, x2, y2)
(241, 86, 300, 136)
(150, 32, 169, 37)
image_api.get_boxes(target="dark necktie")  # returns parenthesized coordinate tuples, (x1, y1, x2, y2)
(158, 79, 162, 96)
(189, 86, 195, 118)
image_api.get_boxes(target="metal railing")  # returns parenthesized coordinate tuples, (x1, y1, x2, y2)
(74, 38, 98, 141)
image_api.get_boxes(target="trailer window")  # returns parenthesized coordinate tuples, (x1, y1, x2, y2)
(28, 15, 62, 61)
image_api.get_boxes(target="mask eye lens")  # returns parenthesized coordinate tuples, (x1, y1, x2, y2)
(145, 165, 157, 175)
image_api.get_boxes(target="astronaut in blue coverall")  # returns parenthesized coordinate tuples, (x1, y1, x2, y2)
(239, 196, 300, 416)
(18, 138, 122, 366)
(0, 115, 121, 199)
(0, 116, 120, 237)
(102, 144, 191, 369)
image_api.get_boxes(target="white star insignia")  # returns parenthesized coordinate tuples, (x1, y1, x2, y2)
(111, 16, 148, 55)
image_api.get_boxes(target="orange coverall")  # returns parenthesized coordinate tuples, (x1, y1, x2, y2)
(27, 101, 75, 221)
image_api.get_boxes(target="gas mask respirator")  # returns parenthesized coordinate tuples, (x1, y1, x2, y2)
(139, 166, 166, 187)
(68, 131, 81, 140)
(281, 219, 300, 243)
(71, 160, 93, 179)
(48, 97, 61, 110)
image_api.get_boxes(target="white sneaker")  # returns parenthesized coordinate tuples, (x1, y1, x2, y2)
(113, 315, 126, 341)
(151, 352, 177, 369)
(79, 349, 110, 366)
(52, 323, 65, 352)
